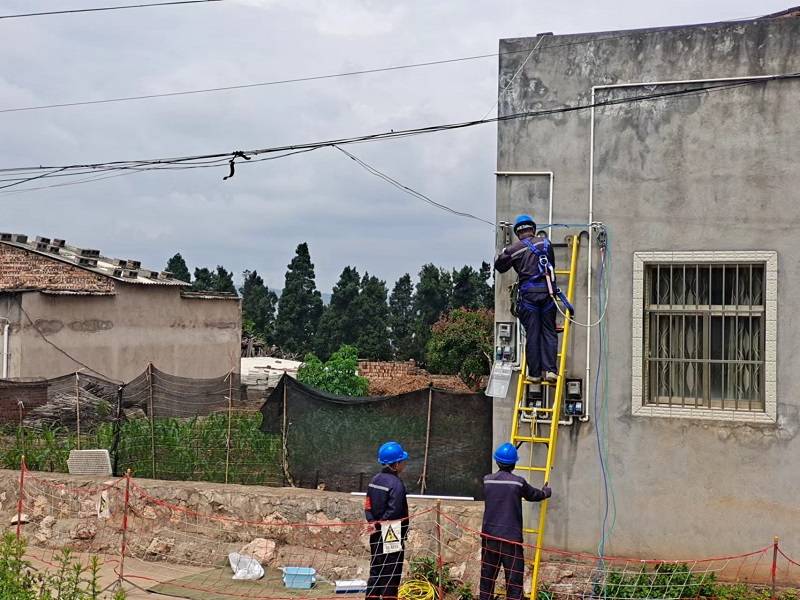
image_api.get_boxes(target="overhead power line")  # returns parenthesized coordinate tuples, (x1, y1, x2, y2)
(334, 146, 496, 227)
(0, 73, 796, 192)
(0, 0, 222, 20)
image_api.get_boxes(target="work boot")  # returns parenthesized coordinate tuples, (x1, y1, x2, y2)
(528, 375, 541, 384)
(545, 371, 558, 383)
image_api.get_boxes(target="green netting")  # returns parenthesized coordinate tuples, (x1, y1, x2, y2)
(260, 375, 492, 498)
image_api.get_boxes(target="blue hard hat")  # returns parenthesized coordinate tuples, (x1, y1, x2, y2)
(378, 441, 409, 465)
(493, 442, 519, 466)
(513, 214, 536, 233)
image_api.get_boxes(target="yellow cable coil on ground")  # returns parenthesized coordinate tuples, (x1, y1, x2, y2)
(399, 579, 436, 600)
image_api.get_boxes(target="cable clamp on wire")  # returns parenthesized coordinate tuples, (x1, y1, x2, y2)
(223, 151, 251, 181)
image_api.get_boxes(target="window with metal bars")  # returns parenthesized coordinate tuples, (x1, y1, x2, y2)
(643, 263, 765, 411)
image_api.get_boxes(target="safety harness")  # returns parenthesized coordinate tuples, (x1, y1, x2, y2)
(517, 237, 575, 316)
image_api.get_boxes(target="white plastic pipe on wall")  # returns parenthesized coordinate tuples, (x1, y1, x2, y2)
(0, 319, 9, 379)
(584, 73, 786, 419)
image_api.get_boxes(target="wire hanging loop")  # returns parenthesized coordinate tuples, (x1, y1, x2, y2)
(222, 151, 251, 181)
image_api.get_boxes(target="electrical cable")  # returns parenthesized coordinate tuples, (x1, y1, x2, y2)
(333, 145, 496, 227)
(480, 35, 545, 120)
(0, 0, 222, 20)
(18, 302, 120, 383)
(0, 73, 796, 191)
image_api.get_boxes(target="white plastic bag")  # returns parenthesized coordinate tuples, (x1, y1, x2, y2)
(228, 552, 265, 581)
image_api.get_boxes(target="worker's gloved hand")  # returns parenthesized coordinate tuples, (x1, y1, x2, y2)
(541, 486, 552, 499)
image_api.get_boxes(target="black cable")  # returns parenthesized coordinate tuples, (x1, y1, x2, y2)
(0, 0, 222, 20)
(18, 302, 121, 383)
(0, 73, 796, 190)
(334, 145, 495, 227)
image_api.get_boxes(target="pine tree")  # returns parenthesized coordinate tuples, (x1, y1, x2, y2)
(191, 266, 237, 294)
(389, 274, 416, 360)
(314, 266, 361, 359)
(412, 264, 452, 361)
(240, 270, 278, 342)
(214, 266, 236, 294)
(479, 261, 495, 309)
(451, 265, 481, 309)
(191, 267, 215, 291)
(353, 273, 391, 361)
(274, 243, 323, 354)
(165, 253, 191, 283)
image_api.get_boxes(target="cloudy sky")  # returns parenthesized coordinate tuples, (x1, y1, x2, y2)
(0, 0, 790, 292)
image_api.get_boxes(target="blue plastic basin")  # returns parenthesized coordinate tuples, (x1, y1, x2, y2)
(283, 567, 317, 589)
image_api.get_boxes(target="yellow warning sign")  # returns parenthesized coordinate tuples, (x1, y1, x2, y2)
(381, 520, 403, 554)
(384, 526, 398, 544)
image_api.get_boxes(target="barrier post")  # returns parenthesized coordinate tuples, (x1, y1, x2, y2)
(118, 469, 132, 588)
(435, 499, 444, 600)
(16, 455, 26, 539)
(772, 536, 779, 600)
(225, 369, 233, 484)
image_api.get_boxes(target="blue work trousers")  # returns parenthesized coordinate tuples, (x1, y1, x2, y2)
(517, 291, 557, 376)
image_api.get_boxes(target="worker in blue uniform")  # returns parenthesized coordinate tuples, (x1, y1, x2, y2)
(480, 443, 551, 600)
(364, 441, 410, 600)
(494, 214, 559, 383)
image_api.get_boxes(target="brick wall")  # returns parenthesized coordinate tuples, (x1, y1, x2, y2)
(0, 244, 114, 293)
(0, 380, 48, 424)
(357, 360, 422, 379)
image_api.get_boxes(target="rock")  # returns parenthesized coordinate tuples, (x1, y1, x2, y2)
(146, 537, 175, 559)
(239, 538, 276, 565)
(34, 516, 56, 543)
(71, 522, 97, 540)
(10, 513, 29, 525)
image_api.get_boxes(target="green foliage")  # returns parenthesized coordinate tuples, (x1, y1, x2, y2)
(407, 556, 473, 600)
(164, 253, 191, 283)
(192, 265, 237, 294)
(297, 345, 369, 396)
(352, 273, 391, 361)
(0, 415, 281, 486)
(0, 533, 125, 599)
(275, 243, 324, 354)
(412, 264, 453, 361)
(599, 562, 718, 599)
(240, 270, 278, 343)
(425, 308, 493, 388)
(314, 266, 362, 360)
(389, 274, 416, 360)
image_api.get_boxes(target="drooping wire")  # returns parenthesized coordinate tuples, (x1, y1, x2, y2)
(0, 0, 222, 20)
(333, 145, 496, 227)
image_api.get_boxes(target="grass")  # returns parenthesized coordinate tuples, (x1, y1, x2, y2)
(0, 413, 282, 486)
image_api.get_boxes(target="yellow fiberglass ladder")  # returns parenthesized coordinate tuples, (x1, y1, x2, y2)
(509, 232, 582, 600)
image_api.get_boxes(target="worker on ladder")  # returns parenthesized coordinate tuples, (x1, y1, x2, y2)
(495, 214, 572, 384)
(480, 443, 551, 600)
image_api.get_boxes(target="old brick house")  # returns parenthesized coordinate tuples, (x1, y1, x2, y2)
(0, 234, 240, 382)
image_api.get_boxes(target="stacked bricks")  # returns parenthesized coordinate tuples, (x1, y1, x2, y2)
(357, 360, 423, 380)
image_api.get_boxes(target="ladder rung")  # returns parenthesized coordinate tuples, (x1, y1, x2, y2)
(517, 406, 555, 413)
(524, 379, 555, 386)
(512, 435, 550, 444)
(523, 528, 541, 535)
(515, 465, 548, 472)
(554, 270, 571, 276)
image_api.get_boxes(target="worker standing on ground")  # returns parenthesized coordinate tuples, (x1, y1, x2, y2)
(480, 443, 551, 600)
(494, 214, 558, 383)
(364, 441, 410, 600)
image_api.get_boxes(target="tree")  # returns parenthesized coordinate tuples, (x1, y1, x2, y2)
(353, 273, 392, 361)
(451, 265, 482, 309)
(389, 274, 416, 360)
(240, 270, 278, 342)
(479, 261, 495, 309)
(314, 266, 361, 360)
(297, 345, 369, 396)
(191, 266, 237, 294)
(425, 308, 494, 389)
(165, 253, 191, 283)
(412, 264, 452, 361)
(274, 243, 324, 354)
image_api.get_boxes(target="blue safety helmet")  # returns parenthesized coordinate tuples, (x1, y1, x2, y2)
(513, 214, 536, 235)
(378, 441, 409, 465)
(493, 442, 519, 466)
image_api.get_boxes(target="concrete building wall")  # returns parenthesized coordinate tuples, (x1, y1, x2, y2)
(495, 17, 800, 559)
(2, 284, 240, 382)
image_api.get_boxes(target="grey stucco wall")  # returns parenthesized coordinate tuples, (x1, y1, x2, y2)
(4, 284, 240, 381)
(495, 17, 800, 559)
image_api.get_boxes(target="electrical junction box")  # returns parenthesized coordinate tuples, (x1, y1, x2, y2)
(564, 378, 585, 417)
(495, 322, 516, 363)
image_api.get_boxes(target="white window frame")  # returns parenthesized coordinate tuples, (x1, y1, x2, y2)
(632, 251, 777, 423)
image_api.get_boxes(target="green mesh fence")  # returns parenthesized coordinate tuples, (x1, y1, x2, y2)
(260, 375, 492, 498)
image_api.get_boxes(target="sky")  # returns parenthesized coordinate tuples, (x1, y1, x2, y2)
(0, 0, 791, 292)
